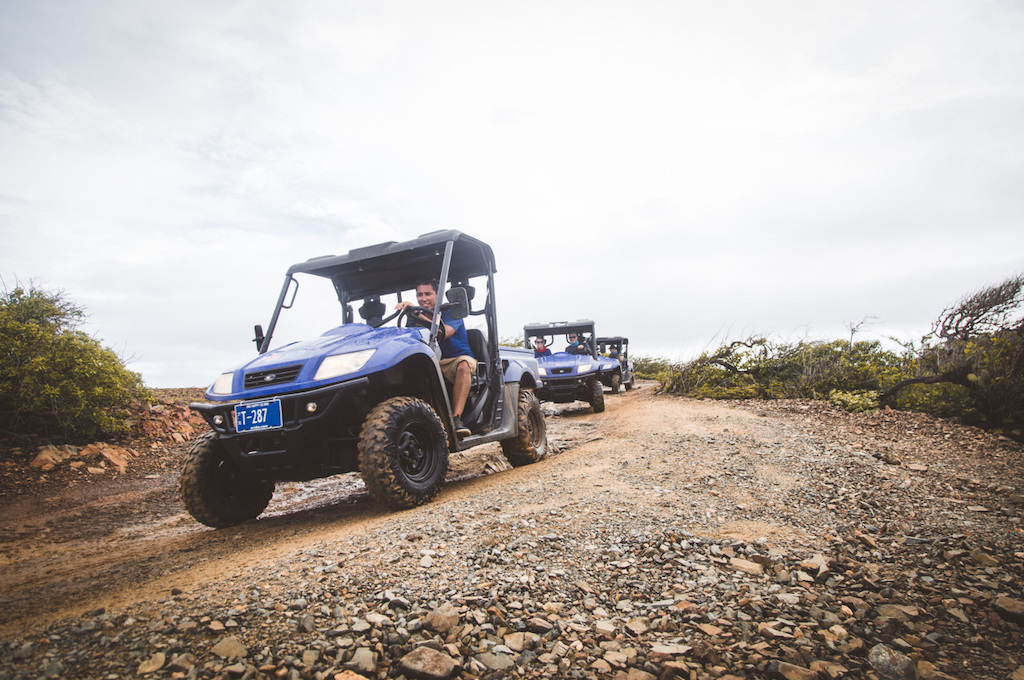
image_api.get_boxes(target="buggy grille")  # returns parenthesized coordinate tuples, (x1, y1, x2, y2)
(244, 365, 302, 389)
(552, 367, 572, 375)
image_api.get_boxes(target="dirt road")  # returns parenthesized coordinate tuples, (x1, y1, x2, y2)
(0, 387, 642, 635)
(2, 386, 1023, 679)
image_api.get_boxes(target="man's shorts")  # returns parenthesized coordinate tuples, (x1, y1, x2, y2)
(440, 355, 477, 383)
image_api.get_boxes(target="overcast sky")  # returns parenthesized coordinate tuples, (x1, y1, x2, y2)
(2, 1, 1023, 388)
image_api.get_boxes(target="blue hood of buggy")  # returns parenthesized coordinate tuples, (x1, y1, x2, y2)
(205, 324, 434, 401)
(535, 351, 599, 378)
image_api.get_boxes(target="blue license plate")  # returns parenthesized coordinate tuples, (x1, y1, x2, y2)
(234, 399, 283, 433)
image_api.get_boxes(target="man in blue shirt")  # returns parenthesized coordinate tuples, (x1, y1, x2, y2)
(396, 280, 476, 437)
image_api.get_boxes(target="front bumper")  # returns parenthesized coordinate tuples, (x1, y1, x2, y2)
(190, 378, 370, 480)
(535, 375, 595, 403)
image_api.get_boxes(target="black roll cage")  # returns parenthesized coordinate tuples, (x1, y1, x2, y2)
(257, 230, 498, 360)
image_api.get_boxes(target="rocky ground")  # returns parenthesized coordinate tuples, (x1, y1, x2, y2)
(1, 385, 1023, 680)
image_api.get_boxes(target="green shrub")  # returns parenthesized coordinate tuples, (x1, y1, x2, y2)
(649, 273, 1024, 436)
(0, 283, 150, 441)
(657, 336, 915, 405)
(632, 354, 676, 380)
(828, 390, 880, 413)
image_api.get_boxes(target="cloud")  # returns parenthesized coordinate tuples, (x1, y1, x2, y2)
(2, 1, 1023, 386)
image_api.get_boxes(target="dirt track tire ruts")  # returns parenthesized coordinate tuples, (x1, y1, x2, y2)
(501, 389, 548, 466)
(358, 396, 449, 509)
(179, 432, 275, 528)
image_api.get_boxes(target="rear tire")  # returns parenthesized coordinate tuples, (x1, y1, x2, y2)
(624, 374, 634, 391)
(359, 396, 449, 509)
(589, 377, 605, 413)
(608, 371, 621, 394)
(179, 432, 274, 528)
(501, 389, 548, 466)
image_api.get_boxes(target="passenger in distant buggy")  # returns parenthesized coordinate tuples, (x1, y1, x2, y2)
(534, 337, 552, 358)
(396, 279, 476, 438)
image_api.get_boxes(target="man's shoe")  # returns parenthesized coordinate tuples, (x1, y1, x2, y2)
(453, 416, 471, 438)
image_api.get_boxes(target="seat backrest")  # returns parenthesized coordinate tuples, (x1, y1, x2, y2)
(466, 329, 490, 377)
(358, 298, 386, 326)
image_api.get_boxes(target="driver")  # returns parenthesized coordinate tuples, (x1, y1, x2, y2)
(565, 333, 591, 355)
(395, 279, 476, 437)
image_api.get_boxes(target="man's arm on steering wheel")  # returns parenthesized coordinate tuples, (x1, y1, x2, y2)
(394, 301, 454, 341)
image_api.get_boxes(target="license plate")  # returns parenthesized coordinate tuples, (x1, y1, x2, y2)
(234, 399, 283, 433)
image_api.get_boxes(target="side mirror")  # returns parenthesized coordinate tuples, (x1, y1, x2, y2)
(443, 287, 470, 320)
(254, 324, 265, 351)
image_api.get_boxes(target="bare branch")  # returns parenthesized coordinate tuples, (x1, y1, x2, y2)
(934, 273, 1024, 341)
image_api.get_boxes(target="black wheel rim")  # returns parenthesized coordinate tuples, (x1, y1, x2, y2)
(396, 417, 440, 483)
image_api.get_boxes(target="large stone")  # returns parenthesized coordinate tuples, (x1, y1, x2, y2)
(916, 660, 958, 680)
(527, 616, 554, 634)
(296, 612, 315, 632)
(345, 647, 377, 674)
(602, 649, 627, 667)
(810, 660, 849, 679)
(969, 548, 999, 567)
(397, 647, 459, 680)
(994, 596, 1024, 624)
(100, 445, 130, 471)
(868, 643, 916, 679)
(626, 618, 649, 635)
(366, 612, 392, 628)
(210, 636, 248, 659)
(474, 652, 514, 671)
(424, 602, 460, 633)
(503, 631, 540, 651)
(800, 553, 830, 576)
(30, 445, 72, 469)
(767, 661, 818, 680)
(137, 652, 165, 675)
(876, 604, 914, 621)
(649, 644, 693, 658)
(730, 557, 764, 575)
(166, 653, 195, 673)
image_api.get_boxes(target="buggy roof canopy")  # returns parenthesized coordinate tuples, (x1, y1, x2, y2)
(286, 230, 495, 299)
(596, 337, 628, 345)
(523, 320, 596, 340)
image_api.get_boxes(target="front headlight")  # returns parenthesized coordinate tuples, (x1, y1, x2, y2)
(538, 367, 548, 377)
(314, 349, 376, 381)
(211, 372, 234, 395)
(576, 362, 594, 374)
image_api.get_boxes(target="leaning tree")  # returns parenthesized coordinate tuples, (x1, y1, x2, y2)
(881, 273, 1024, 433)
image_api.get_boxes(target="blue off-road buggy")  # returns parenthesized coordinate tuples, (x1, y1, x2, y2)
(182, 231, 548, 527)
(596, 336, 635, 393)
(523, 320, 619, 413)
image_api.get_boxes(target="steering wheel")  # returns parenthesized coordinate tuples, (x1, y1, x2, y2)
(400, 305, 435, 328)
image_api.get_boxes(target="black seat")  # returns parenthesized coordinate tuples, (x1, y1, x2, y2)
(461, 328, 494, 433)
(466, 329, 490, 383)
(358, 298, 386, 327)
